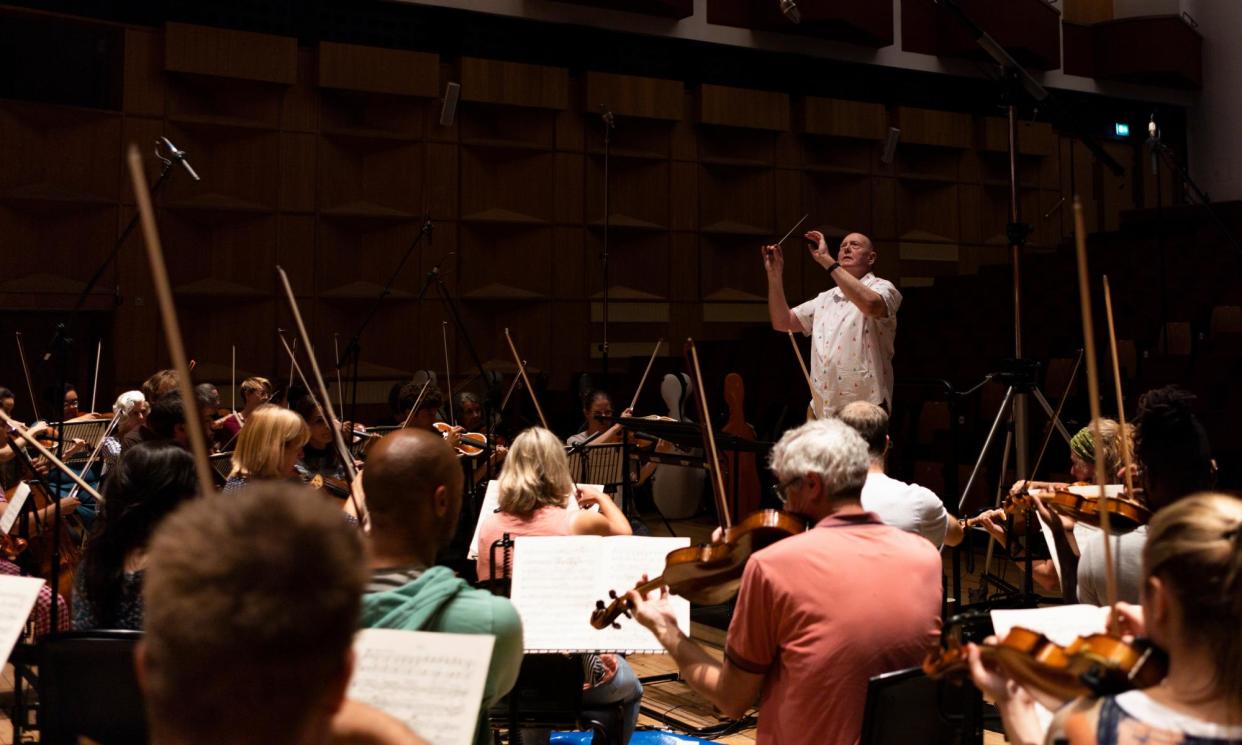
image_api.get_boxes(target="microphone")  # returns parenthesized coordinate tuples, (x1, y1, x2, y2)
(779, 0, 801, 23)
(157, 137, 201, 181)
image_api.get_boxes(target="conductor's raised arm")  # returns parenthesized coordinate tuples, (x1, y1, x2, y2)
(763, 243, 805, 333)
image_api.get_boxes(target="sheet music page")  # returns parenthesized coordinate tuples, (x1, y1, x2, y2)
(509, 535, 690, 653)
(597, 536, 692, 652)
(348, 628, 494, 745)
(509, 535, 601, 651)
(990, 604, 1111, 647)
(0, 575, 45, 662)
(1, 483, 30, 535)
(1037, 512, 1063, 583)
(465, 482, 598, 560)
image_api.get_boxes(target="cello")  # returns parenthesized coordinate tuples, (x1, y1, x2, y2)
(591, 339, 805, 628)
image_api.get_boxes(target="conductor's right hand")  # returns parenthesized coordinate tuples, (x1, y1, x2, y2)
(761, 243, 784, 275)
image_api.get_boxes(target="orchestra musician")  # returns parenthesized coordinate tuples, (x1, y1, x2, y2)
(475, 426, 641, 745)
(223, 405, 308, 493)
(73, 441, 198, 631)
(625, 418, 941, 745)
(764, 231, 901, 417)
(100, 391, 147, 475)
(968, 492, 1242, 745)
(217, 376, 273, 443)
(139, 483, 426, 745)
(838, 401, 972, 549)
(566, 390, 633, 448)
(358, 429, 522, 745)
(292, 397, 353, 496)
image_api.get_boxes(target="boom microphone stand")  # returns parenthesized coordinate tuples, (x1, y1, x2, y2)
(337, 217, 434, 423)
(932, 0, 1124, 479)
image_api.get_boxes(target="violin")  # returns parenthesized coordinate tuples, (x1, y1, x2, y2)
(433, 421, 488, 457)
(590, 339, 806, 629)
(1, 534, 29, 561)
(591, 509, 807, 627)
(1013, 487, 1150, 531)
(924, 621, 1167, 700)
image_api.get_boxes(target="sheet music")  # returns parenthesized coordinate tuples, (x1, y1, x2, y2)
(0, 576, 45, 663)
(348, 628, 494, 745)
(509, 535, 691, 653)
(1037, 512, 1062, 583)
(990, 604, 1111, 647)
(465, 481, 599, 561)
(1, 483, 30, 535)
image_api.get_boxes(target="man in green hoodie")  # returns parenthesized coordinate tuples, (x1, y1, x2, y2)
(359, 428, 523, 745)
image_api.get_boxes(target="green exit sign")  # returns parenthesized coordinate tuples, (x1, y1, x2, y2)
(1115, 123, 1130, 137)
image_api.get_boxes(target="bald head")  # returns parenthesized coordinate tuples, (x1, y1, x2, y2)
(363, 428, 463, 544)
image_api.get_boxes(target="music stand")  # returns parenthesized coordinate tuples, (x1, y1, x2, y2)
(208, 452, 233, 487)
(55, 420, 110, 463)
(565, 443, 625, 497)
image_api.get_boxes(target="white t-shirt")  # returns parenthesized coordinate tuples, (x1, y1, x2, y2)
(1076, 524, 1146, 606)
(861, 471, 951, 548)
(792, 272, 901, 416)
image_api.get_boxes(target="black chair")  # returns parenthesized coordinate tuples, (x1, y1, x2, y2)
(859, 666, 958, 745)
(38, 630, 148, 745)
(489, 654, 618, 745)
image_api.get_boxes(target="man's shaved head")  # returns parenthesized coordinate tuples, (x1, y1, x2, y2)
(363, 428, 463, 545)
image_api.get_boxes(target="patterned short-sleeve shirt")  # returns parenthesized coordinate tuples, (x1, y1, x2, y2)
(792, 272, 900, 416)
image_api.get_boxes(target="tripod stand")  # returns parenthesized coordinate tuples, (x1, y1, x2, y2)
(957, 354, 1080, 608)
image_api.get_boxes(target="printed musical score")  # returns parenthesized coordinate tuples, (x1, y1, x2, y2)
(509, 535, 691, 653)
(0, 576, 45, 662)
(348, 628, 494, 745)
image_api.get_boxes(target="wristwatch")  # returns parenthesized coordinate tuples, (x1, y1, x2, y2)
(827, 261, 842, 274)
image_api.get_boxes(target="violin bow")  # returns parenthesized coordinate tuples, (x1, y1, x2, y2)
(1101, 277, 1137, 497)
(126, 144, 215, 498)
(275, 266, 365, 522)
(332, 333, 346, 418)
(278, 331, 322, 413)
(90, 339, 102, 414)
(1072, 197, 1120, 634)
(686, 339, 732, 530)
(0, 411, 103, 502)
(399, 377, 433, 430)
(442, 322, 456, 427)
(286, 336, 298, 402)
(627, 338, 663, 413)
(14, 332, 41, 422)
(503, 329, 549, 430)
(787, 331, 820, 419)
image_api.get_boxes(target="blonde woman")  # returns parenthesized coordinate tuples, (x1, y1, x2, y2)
(224, 405, 308, 493)
(475, 426, 640, 745)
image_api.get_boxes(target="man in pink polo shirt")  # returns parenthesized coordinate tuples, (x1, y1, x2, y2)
(627, 418, 942, 745)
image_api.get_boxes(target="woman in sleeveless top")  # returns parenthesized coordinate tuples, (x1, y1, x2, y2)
(969, 492, 1242, 744)
(474, 426, 640, 745)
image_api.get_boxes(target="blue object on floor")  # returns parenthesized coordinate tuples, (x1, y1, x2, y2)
(550, 730, 717, 744)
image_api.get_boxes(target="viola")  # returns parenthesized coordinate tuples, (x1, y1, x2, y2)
(433, 421, 488, 457)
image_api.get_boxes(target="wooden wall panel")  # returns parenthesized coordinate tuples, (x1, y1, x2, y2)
(164, 23, 296, 84)
(317, 42, 439, 97)
(697, 85, 790, 131)
(799, 97, 887, 140)
(123, 28, 164, 116)
(460, 58, 569, 110)
(897, 107, 972, 149)
(584, 72, 684, 121)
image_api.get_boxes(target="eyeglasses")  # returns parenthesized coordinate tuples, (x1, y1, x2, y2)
(773, 476, 802, 505)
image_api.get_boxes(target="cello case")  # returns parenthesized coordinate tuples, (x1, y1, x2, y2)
(651, 373, 705, 519)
